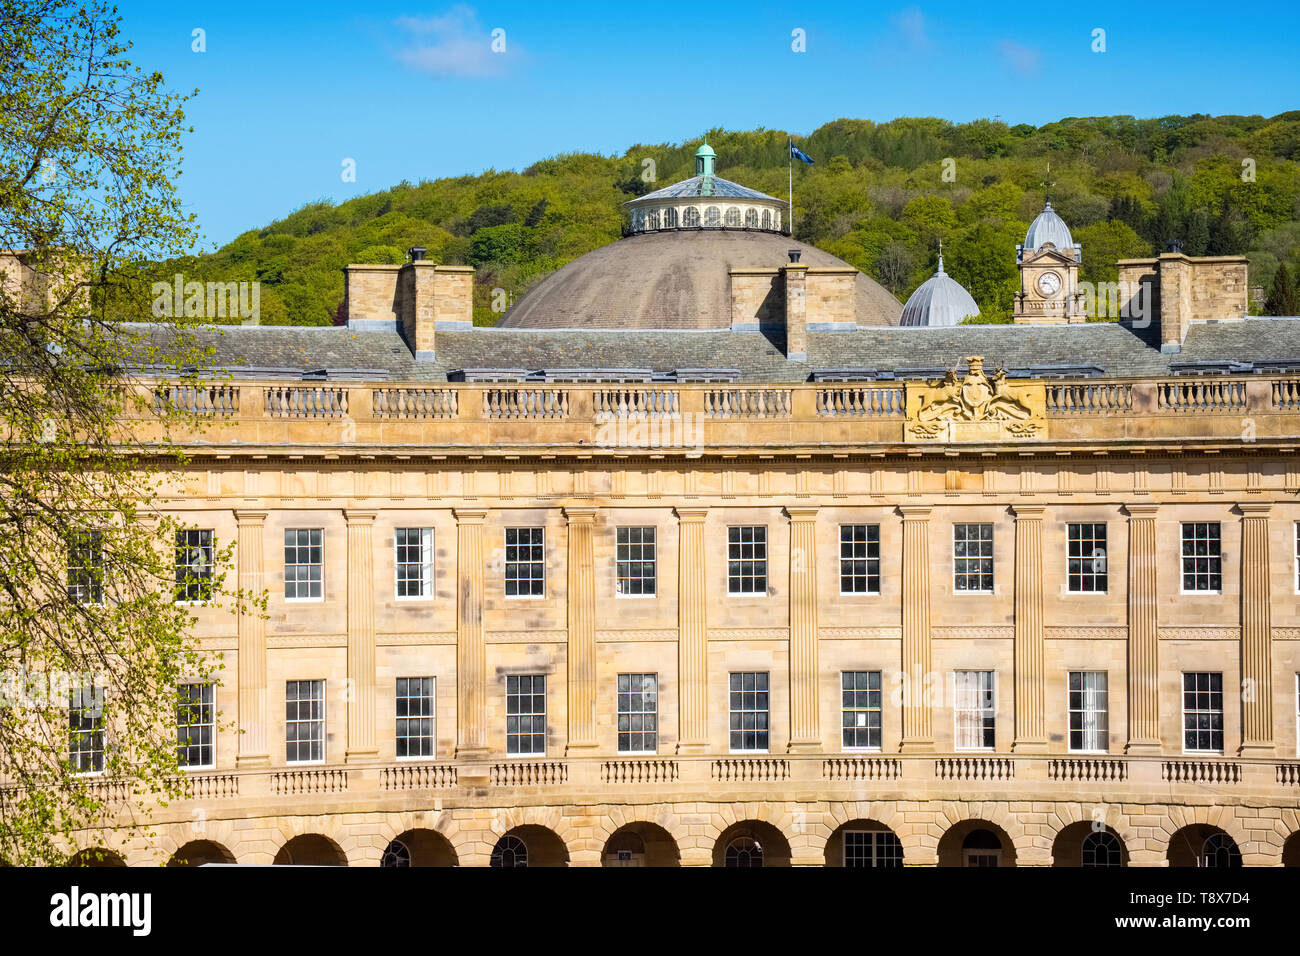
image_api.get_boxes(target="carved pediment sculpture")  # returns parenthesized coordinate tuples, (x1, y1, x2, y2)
(906, 356, 1045, 441)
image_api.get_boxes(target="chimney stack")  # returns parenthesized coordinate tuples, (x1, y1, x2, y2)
(344, 256, 474, 361)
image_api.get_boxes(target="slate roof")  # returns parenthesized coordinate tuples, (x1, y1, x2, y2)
(123, 317, 1300, 384)
(627, 175, 782, 203)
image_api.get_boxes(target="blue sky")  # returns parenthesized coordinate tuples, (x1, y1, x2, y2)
(115, 1, 1300, 251)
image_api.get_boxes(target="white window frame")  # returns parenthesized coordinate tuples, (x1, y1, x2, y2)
(839, 524, 881, 596)
(394, 528, 434, 601)
(285, 679, 326, 765)
(726, 526, 768, 596)
(504, 527, 545, 599)
(616, 673, 658, 754)
(953, 670, 996, 751)
(843, 829, 903, 868)
(1179, 522, 1222, 594)
(1066, 522, 1108, 594)
(1067, 671, 1109, 754)
(840, 671, 883, 751)
(177, 681, 216, 771)
(1181, 671, 1224, 755)
(395, 676, 436, 760)
(952, 523, 994, 594)
(614, 526, 657, 598)
(69, 685, 105, 776)
(67, 530, 106, 607)
(284, 528, 324, 603)
(505, 674, 546, 756)
(728, 671, 770, 754)
(174, 528, 215, 605)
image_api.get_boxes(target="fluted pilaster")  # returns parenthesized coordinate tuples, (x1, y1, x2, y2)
(564, 507, 598, 752)
(786, 507, 820, 752)
(235, 510, 269, 768)
(345, 510, 378, 762)
(1125, 503, 1161, 754)
(676, 508, 709, 754)
(454, 509, 488, 758)
(1239, 503, 1274, 754)
(900, 506, 933, 752)
(1012, 505, 1047, 752)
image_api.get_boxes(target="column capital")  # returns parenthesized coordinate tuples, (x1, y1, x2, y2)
(234, 509, 268, 524)
(899, 505, 932, 520)
(674, 506, 709, 523)
(1237, 502, 1273, 517)
(1123, 503, 1160, 518)
(1011, 504, 1046, 519)
(343, 509, 378, 524)
(562, 506, 598, 523)
(784, 505, 820, 522)
(452, 508, 488, 523)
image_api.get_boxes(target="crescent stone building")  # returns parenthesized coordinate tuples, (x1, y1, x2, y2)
(43, 152, 1300, 868)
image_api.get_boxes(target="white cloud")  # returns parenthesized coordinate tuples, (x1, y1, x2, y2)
(997, 39, 1041, 75)
(394, 5, 511, 78)
(891, 6, 929, 51)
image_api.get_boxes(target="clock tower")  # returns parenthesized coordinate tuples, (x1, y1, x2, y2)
(1012, 199, 1087, 324)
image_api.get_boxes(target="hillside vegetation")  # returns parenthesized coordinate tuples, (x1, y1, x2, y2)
(142, 113, 1300, 325)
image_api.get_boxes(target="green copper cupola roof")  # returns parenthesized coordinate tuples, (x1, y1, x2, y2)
(695, 142, 716, 178)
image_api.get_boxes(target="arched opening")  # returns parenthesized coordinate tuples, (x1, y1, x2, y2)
(167, 840, 235, 867)
(601, 823, 680, 867)
(383, 829, 457, 867)
(272, 834, 347, 866)
(761, 209, 772, 230)
(937, 820, 1017, 867)
(682, 207, 699, 228)
(1167, 825, 1242, 868)
(1051, 822, 1128, 867)
(664, 207, 678, 228)
(1283, 831, 1300, 867)
(703, 206, 720, 227)
(68, 848, 126, 867)
(713, 820, 791, 868)
(744, 208, 758, 228)
(490, 825, 569, 868)
(724, 207, 741, 227)
(824, 820, 904, 867)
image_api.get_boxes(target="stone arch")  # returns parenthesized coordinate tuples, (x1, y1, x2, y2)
(1051, 821, 1129, 867)
(1166, 824, 1242, 868)
(383, 828, 458, 867)
(695, 801, 803, 864)
(823, 818, 905, 867)
(68, 847, 126, 867)
(1044, 803, 1137, 863)
(601, 822, 680, 867)
(588, 805, 690, 859)
(167, 839, 236, 867)
(937, 819, 1017, 867)
(273, 833, 347, 866)
(713, 820, 792, 868)
(1163, 806, 1251, 865)
(820, 801, 912, 860)
(490, 825, 569, 867)
(1283, 830, 1300, 867)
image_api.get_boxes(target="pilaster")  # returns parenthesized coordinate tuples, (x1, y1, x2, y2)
(899, 506, 934, 752)
(1125, 503, 1162, 754)
(454, 509, 489, 759)
(676, 507, 710, 754)
(345, 510, 378, 763)
(235, 510, 269, 768)
(564, 507, 599, 753)
(1239, 502, 1274, 755)
(1012, 505, 1047, 752)
(786, 506, 820, 752)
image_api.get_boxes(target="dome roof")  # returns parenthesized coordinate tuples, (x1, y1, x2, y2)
(499, 230, 902, 330)
(1024, 200, 1075, 252)
(898, 255, 980, 327)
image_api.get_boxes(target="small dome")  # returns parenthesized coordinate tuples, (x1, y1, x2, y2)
(695, 143, 716, 158)
(898, 255, 980, 327)
(1024, 200, 1075, 252)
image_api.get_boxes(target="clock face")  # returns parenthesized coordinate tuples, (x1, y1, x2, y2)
(1036, 270, 1063, 297)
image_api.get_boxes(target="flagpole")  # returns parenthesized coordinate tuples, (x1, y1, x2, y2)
(788, 136, 793, 236)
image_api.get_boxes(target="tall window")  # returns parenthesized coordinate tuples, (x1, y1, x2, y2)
(285, 680, 325, 764)
(839, 524, 880, 594)
(704, 205, 720, 226)
(1067, 523, 1107, 592)
(506, 674, 546, 755)
(843, 830, 903, 868)
(616, 673, 658, 754)
(1068, 671, 1109, 752)
(69, 685, 104, 774)
(615, 527, 656, 596)
(841, 671, 882, 750)
(953, 523, 994, 592)
(67, 530, 104, 606)
(1182, 672, 1223, 753)
(727, 526, 767, 594)
(744, 208, 758, 228)
(682, 206, 699, 227)
(725, 206, 741, 226)
(504, 528, 545, 597)
(394, 528, 434, 599)
(728, 672, 769, 752)
(953, 671, 995, 750)
(176, 682, 215, 769)
(174, 529, 214, 602)
(284, 529, 323, 600)
(1181, 522, 1221, 592)
(395, 677, 435, 758)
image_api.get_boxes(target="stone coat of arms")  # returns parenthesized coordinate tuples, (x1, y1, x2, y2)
(906, 356, 1045, 441)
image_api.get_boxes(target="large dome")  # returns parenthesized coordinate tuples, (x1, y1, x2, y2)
(499, 230, 902, 329)
(898, 255, 980, 327)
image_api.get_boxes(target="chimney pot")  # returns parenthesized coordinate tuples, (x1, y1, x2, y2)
(409, 246, 427, 261)
(1166, 239, 1183, 254)
(787, 249, 801, 263)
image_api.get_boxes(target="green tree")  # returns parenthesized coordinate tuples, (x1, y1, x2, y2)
(0, 0, 255, 865)
(1264, 263, 1299, 316)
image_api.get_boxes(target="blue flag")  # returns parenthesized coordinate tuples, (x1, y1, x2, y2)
(790, 143, 815, 165)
